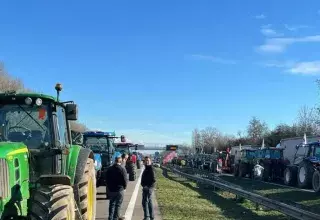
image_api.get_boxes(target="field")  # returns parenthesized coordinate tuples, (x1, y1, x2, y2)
(155, 168, 292, 220)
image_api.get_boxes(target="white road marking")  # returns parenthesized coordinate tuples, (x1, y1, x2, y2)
(124, 166, 144, 220)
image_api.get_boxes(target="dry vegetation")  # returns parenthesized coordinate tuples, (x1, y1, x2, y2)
(0, 62, 87, 132)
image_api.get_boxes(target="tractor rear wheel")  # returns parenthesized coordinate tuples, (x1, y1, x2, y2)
(297, 161, 314, 189)
(75, 158, 97, 220)
(28, 185, 75, 220)
(127, 160, 136, 181)
(284, 167, 297, 186)
(239, 163, 247, 177)
(234, 164, 239, 177)
(312, 170, 320, 193)
(137, 160, 141, 169)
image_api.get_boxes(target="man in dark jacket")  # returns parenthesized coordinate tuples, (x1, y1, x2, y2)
(106, 152, 128, 220)
(141, 156, 156, 220)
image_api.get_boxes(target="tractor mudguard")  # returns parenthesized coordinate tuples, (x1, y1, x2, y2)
(67, 145, 94, 185)
(74, 148, 94, 185)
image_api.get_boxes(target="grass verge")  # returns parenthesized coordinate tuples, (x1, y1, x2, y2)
(219, 175, 320, 214)
(155, 168, 291, 220)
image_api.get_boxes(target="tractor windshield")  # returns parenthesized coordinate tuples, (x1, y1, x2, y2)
(83, 136, 114, 153)
(115, 144, 132, 154)
(0, 104, 52, 149)
(314, 146, 320, 158)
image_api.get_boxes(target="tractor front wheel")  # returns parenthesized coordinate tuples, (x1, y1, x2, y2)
(137, 160, 141, 169)
(28, 185, 75, 220)
(75, 158, 97, 220)
(312, 170, 320, 193)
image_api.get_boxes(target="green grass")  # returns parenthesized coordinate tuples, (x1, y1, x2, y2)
(219, 175, 320, 214)
(155, 168, 291, 220)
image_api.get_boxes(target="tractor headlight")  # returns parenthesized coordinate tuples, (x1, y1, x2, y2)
(25, 97, 32, 105)
(35, 98, 42, 106)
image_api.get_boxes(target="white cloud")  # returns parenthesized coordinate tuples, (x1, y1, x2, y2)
(288, 61, 320, 75)
(255, 14, 266, 19)
(188, 54, 237, 64)
(284, 24, 310, 31)
(260, 25, 282, 37)
(257, 35, 320, 53)
(262, 60, 320, 75)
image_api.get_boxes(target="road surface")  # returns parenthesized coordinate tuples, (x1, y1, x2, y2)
(95, 167, 162, 220)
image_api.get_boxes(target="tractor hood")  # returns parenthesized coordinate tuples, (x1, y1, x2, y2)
(0, 142, 28, 158)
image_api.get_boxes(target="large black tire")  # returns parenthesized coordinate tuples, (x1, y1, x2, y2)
(234, 164, 239, 177)
(239, 163, 247, 177)
(297, 161, 314, 189)
(263, 163, 271, 181)
(28, 185, 75, 220)
(312, 170, 320, 193)
(127, 161, 136, 181)
(284, 167, 297, 186)
(137, 160, 141, 169)
(74, 158, 97, 220)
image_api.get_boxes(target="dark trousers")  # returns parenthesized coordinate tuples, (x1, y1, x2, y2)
(108, 190, 124, 220)
(142, 187, 154, 220)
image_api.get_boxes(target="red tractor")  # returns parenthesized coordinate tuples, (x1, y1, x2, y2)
(217, 148, 232, 173)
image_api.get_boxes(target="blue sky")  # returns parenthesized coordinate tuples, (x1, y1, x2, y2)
(1, 1, 320, 144)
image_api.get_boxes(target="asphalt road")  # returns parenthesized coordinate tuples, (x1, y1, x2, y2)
(95, 167, 162, 220)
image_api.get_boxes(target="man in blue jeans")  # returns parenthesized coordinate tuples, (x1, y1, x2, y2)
(106, 152, 128, 220)
(141, 156, 156, 220)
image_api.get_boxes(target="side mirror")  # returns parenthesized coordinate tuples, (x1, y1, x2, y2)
(66, 104, 78, 120)
(120, 135, 126, 142)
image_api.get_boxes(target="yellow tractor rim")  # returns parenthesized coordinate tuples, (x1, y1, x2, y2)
(87, 177, 94, 220)
(67, 206, 72, 220)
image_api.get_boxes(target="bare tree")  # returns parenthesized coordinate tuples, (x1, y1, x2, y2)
(295, 105, 320, 135)
(192, 128, 201, 152)
(0, 63, 26, 92)
(0, 62, 87, 131)
(247, 116, 269, 144)
(200, 127, 220, 153)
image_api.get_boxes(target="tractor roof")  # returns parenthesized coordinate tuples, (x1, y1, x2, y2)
(83, 131, 116, 137)
(0, 92, 56, 102)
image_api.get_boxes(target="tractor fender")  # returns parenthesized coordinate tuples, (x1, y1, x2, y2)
(74, 148, 94, 185)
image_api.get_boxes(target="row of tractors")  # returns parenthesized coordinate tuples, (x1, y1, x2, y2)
(233, 142, 320, 192)
(185, 140, 320, 192)
(79, 131, 143, 185)
(0, 84, 144, 220)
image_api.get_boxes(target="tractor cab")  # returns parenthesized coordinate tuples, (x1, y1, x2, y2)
(83, 131, 116, 170)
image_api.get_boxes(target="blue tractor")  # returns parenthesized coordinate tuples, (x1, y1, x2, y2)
(283, 141, 320, 192)
(83, 130, 117, 187)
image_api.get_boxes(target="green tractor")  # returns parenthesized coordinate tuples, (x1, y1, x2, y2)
(0, 84, 96, 220)
(234, 149, 257, 178)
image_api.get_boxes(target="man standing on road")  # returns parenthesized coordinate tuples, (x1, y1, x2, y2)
(141, 156, 156, 220)
(121, 153, 128, 168)
(106, 152, 128, 220)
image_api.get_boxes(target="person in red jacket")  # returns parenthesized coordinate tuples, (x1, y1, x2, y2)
(131, 153, 137, 164)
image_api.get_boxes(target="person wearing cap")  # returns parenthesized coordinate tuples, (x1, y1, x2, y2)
(106, 152, 128, 220)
